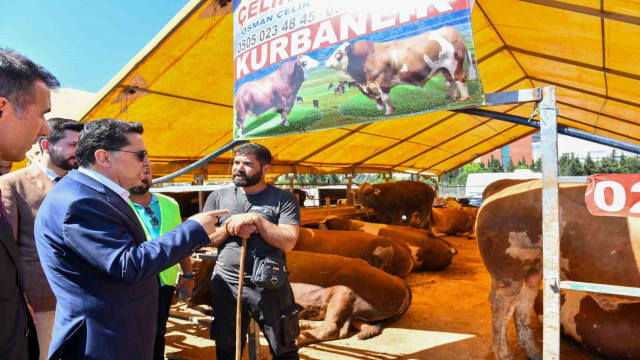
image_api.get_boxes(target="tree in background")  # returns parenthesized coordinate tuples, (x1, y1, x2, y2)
(530, 158, 542, 172)
(504, 157, 516, 172)
(516, 156, 529, 169)
(486, 155, 503, 172)
(583, 153, 597, 175)
(597, 149, 620, 174)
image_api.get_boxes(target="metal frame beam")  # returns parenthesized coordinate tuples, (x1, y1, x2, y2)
(520, 0, 640, 26)
(152, 139, 246, 184)
(457, 108, 640, 154)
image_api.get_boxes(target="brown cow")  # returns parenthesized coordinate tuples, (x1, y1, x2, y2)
(289, 251, 412, 347)
(320, 217, 455, 271)
(481, 178, 536, 200)
(324, 26, 476, 115)
(533, 290, 640, 359)
(355, 180, 435, 230)
(183, 252, 412, 347)
(294, 228, 413, 278)
(476, 179, 640, 360)
(235, 55, 319, 134)
(430, 207, 475, 238)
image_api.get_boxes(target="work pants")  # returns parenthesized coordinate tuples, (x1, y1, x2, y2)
(209, 273, 301, 360)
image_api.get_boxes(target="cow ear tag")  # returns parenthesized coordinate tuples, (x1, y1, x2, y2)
(373, 188, 382, 196)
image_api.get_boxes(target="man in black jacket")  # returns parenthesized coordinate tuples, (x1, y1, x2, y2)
(0, 48, 58, 359)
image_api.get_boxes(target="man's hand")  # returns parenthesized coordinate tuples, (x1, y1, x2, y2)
(188, 210, 229, 234)
(225, 213, 260, 237)
(235, 224, 258, 239)
(175, 277, 195, 298)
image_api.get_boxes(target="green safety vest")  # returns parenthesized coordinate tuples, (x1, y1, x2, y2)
(128, 193, 183, 286)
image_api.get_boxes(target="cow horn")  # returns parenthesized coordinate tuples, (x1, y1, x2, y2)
(373, 188, 382, 196)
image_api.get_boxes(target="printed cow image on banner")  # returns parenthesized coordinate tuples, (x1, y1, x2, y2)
(233, 0, 485, 139)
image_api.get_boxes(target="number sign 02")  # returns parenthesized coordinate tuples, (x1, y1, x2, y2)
(585, 174, 640, 217)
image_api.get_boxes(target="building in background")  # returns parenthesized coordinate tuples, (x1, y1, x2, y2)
(480, 135, 533, 167)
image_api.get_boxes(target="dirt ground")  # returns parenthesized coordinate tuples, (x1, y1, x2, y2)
(164, 236, 597, 360)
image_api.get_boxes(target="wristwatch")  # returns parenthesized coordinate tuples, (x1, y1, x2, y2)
(182, 273, 195, 279)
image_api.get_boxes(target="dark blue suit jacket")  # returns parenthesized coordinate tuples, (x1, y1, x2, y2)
(34, 170, 209, 359)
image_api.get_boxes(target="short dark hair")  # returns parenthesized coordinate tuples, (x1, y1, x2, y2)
(38, 118, 85, 149)
(76, 119, 144, 167)
(234, 143, 272, 165)
(0, 49, 59, 115)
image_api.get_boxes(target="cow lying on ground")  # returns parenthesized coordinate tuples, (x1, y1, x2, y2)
(355, 180, 435, 231)
(183, 252, 412, 347)
(235, 55, 319, 133)
(430, 207, 475, 238)
(324, 26, 476, 115)
(533, 290, 640, 359)
(320, 217, 455, 271)
(476, 179, 640, 360)
(294, 228, 413, 278)
(289, 251, 412, 347)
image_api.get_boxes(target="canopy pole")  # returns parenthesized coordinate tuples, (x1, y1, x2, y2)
(152, 140, 247, 184)
(540, 86, 561, 360)
(456, 108, 640, 154)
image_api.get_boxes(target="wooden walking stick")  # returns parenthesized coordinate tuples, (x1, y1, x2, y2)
(235, 236, 248, 360)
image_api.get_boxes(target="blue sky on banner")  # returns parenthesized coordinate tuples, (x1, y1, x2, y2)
(234, 8, 474, 91)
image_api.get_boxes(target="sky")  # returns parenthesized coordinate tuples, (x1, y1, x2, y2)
(1, 0, 190, 92)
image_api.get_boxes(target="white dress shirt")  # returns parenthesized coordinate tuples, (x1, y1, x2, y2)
(78, 167, 130, 202)
(38, 161, 62, 183)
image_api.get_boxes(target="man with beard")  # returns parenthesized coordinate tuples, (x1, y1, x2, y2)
(203, 143, 301, 360)
(0, 117, 83, 359)
(128, 165, 194, 360)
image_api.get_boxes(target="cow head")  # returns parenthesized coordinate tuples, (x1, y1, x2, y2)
(296, 55, 320, 79)
(355, 182, 377, 209)
(324, 42, 351, 76)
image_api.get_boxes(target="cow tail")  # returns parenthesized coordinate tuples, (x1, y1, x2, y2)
(465, 45, 477, 81)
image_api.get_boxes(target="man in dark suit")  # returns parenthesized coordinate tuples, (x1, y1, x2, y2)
(34, 119, 228, 359)
(0, 49, 58, 360)
(0, 118, 84, 360)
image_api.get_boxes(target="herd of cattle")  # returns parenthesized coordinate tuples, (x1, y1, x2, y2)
(234, 25, 476, 134)
(182, 179, 640, 359)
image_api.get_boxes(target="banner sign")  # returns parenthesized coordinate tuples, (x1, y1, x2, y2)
(585, 174, 640, 218)
(232, 0, 485, 139)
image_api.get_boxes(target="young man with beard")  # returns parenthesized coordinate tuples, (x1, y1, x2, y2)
(203, 143, 302, 360)
(128, 165, 195, 360)
(0, 117, 83, 359)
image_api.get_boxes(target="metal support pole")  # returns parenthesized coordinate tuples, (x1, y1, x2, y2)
(152, 140, 247, 184)
(540, 86, 561, 360)
(197, 164, 207, 213)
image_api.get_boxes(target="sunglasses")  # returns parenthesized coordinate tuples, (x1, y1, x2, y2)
(110, 149, 148, 162)
(144, 207, 159, 227)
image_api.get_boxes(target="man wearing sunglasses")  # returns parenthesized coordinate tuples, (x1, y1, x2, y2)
(128, 165, 195, 360)
(34, 118, 228, 360)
